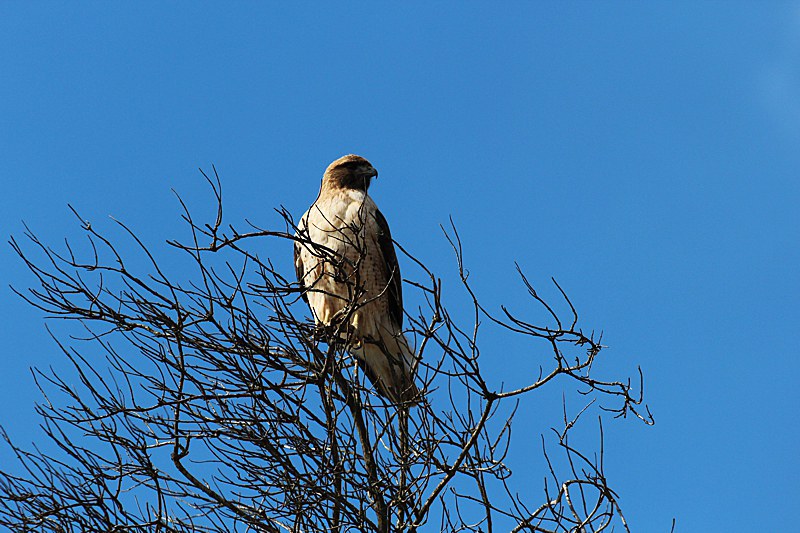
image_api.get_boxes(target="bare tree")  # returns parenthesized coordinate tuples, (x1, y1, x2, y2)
(1, 169, 653, 533)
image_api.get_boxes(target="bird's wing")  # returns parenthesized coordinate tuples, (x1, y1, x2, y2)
(373, 208, 403, 328)
(293, 213, 310, 305)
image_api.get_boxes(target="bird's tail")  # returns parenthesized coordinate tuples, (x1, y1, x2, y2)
(353, 332, 420, 406)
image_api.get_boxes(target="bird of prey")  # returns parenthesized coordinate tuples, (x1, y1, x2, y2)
(294, 155, 419, 404)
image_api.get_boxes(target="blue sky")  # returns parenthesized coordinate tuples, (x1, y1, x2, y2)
(1, 2, 798, 531)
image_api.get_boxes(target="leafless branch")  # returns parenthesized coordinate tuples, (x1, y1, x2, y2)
(1, 169, 656, 533)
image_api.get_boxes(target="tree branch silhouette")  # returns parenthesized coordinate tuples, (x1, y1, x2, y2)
(1, 168, 653, 533)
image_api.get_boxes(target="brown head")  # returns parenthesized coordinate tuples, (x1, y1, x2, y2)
(321, 155, 378, 192)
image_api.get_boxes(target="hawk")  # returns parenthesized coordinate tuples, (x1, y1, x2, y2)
(294, 155, 419, 404)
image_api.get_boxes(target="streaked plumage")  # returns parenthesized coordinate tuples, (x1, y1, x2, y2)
(294, 155, 418, 404)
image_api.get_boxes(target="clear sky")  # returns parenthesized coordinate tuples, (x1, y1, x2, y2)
(1, 2, 798, 531)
